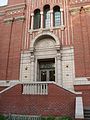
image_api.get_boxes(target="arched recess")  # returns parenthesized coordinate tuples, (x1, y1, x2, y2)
(30, 32, 61, 85)
(43, 4, 50, 28)
(33, 9, 41, 29)
(53, 5, 61, 27)
(30, 32, 60, 51)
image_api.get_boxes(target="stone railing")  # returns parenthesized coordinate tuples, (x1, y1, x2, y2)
(22, 82, 48, 95)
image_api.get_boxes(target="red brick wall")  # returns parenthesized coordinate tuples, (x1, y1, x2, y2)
(0, 0, 25, 80)
(72, 7, 90, 77)
(0, 84, 75, 118)
(0, 86, 7, 91)
(74, 85, 90, 107)
(0, 20, 24, 80)
(8, 0, 25, 5)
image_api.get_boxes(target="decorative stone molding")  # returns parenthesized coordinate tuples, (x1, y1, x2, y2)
(60, 25, 65, 31)
(70, 0, 89, 4)
(30, 32, 60, 48)
(14, 16, 25, 21)
(69, 7, 80, 15)
(4, 17, 14, 23)
(85, 5, 90, 12)
(56, 54, 61, 60)
(5, 3, 26, 11)
(4, 3, 26, 16)
(0, 12, 5, 16)
(70, 5, 90, 15)
(30, 55, 35, 62)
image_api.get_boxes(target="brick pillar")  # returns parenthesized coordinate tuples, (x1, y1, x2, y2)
(7, 16, 25, 80)
(2, 18, 14, 80)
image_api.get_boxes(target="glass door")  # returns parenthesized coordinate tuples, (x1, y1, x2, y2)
(40, 70, 47, 81)
(49, 70, 55, 81)
(39, 59, 55, 82)
(40, 69, 55, 81)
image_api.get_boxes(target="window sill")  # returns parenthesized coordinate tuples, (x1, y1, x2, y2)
(29, 25, 65, 34)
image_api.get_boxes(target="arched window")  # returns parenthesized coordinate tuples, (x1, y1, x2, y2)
(53, 6, 61, 27)
(33, 9, 41, 29)
(43, 5, 50, 28)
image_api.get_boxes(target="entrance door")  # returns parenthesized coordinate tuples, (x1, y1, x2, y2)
(39, 59, 55, 82)
(40, 69, 55, 81)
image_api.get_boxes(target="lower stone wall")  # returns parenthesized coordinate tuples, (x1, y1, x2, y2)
(0, 84, 75, 119)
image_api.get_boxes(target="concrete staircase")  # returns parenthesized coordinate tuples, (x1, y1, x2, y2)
(84, 108, 90, 120)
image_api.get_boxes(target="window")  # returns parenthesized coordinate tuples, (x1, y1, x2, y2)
(33, 9, 41, 29)
(43, 5, 50, 28)
(53, 6, 61, 27)
(0, 0, 8, 6)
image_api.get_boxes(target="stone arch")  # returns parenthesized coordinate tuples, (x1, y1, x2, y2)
(30, 32, 60, 50)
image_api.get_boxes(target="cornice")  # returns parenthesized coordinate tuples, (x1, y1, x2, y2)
(5, 3, 26, 11)
(4, 15, 25, 23)
(0, 12, 5, 16)
(4, 17, 13, 23)
(14, 16, 25, 21)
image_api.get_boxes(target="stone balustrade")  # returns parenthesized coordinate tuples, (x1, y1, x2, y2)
(22, 82, 48, 95)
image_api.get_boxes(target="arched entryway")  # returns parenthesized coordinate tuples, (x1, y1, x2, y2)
(29, 32, 62, 85)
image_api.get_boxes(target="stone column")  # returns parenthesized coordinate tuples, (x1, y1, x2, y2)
(31, 13, 34, 30)
(60, 9, 64, 26)
(56, 52, 62, 86)
(40, 11, 43, 29)
(30, 54, 35, 82)
(50, 10, 53, 29)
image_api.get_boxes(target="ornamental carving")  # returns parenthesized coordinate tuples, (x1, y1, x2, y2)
(70, 5, 90, 15)
(35, 38, 55, 50)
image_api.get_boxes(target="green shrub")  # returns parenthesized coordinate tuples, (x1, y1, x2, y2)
(56, 116, 72, 120)
(0, 115, 6, 120)
(47, 116, 55, 120)
(41, 116, 72, 120)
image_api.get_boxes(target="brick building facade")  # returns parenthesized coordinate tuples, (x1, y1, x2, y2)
(0, 0, 90, 119)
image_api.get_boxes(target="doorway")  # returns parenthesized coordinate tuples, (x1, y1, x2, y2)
(39, 58, 55, 82)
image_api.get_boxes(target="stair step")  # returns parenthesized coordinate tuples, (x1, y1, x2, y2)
(84, 109, 90, 119)
(84, 118, 90, 119)
(84, 111, 90, 114)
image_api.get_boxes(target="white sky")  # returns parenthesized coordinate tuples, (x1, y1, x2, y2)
(0, 0, 8, 6)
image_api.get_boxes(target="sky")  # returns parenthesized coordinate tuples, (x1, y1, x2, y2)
(0, 0, 7, 6)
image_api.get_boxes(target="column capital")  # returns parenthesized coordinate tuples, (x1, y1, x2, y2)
(56, 53, 61, 60)
(60, 8, 64, 12)
(31, 13, 34, 16)
(30, 55, 35, 62)
(40, 11, 43, 15)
